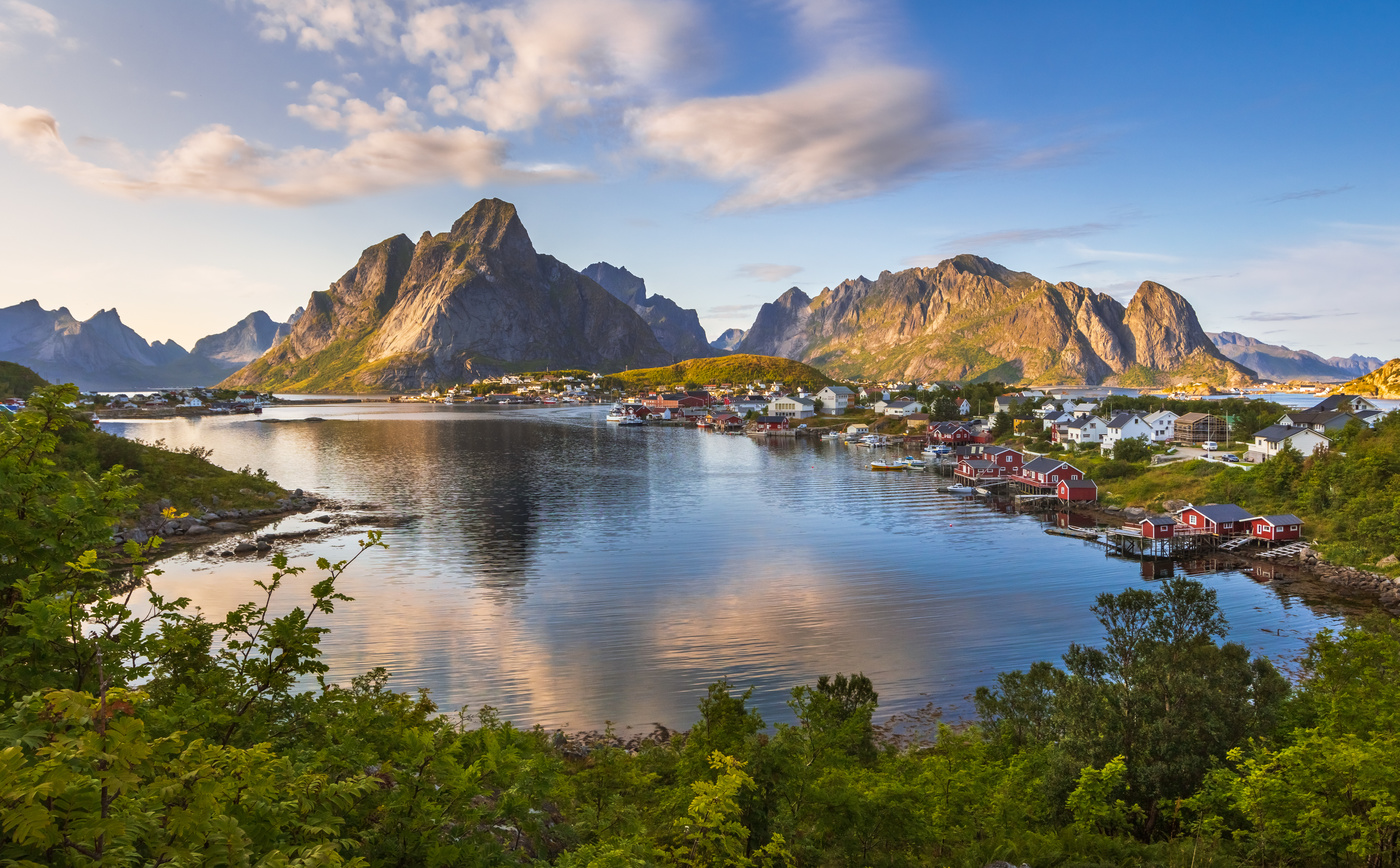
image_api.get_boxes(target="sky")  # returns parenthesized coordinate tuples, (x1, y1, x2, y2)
(0, 0, 1397, 360)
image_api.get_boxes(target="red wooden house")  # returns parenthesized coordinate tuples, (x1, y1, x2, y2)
(753, 416, 789, 431)
(1177, 504, 1254, 536)
(1134, 516, 1177, 539)
(1056, 478, 1098, 502)
(1249, 514, 1303, 542)
(1015, 457, 1084, 488)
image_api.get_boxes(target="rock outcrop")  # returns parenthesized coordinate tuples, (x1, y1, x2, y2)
(225, 199, 672, 392)
(580, 262, 715, 360)
(1209, 331, 1375, 383)
(735, 255, 1255, 386)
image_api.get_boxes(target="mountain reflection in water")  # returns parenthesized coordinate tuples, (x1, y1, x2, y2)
(100, 404, 1344, 730)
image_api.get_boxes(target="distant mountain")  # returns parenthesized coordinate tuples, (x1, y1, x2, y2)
(0, 300, 296, 390)
(192, 310, 300, 366)
(710, 328, 746, 351)
(580, 262, 715, 360)
(1327, 353, 1385, 378)
(224, 199, 671, 392)
(735, 255, 1254, 387)
(1208, 332, 1379, 383)
(1336, 357, 1400, 399)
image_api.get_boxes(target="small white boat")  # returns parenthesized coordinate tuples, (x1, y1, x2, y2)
(896, 457, 926, 469)
(617, 414, 645, 426)
(945, 484, 976, 494)
(869, 461, 906, 471)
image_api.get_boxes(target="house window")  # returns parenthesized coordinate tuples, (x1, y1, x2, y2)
(1189, 515, 1198, 526)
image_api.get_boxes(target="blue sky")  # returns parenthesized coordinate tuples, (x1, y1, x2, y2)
(1, 0, 1397, 360)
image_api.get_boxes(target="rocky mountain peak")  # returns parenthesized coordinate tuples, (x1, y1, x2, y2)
(448, 198, 536, 267)
(774, 286, 812, 309)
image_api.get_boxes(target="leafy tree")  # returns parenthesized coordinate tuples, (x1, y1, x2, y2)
(1112, 436, 1152, 463)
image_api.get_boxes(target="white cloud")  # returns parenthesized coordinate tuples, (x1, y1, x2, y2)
(735, 263, 803, 282)
(0, 0, 57, 43)
(287, 80, 418, 135)
(246, 0, 398, 51)
(0, 102, 587, 206)
(629, 66, 972, 210)
(169, 90, 188, 99)
(403, 0, 699, 132)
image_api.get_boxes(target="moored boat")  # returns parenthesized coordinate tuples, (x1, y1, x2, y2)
(869, 461, 907, 471)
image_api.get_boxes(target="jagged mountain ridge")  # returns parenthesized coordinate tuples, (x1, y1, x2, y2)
(580, 262, 716, 360)
(711, 328, 746, 351)
(0, 300, 296, 390)
(193, 310, 302, 367)
(1209, 332, 1379, 383)
(224, 199, 672, 392)
(735, 255, 1255, 386)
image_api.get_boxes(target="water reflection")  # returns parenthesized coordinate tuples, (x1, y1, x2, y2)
(100, 405, 1348, 730)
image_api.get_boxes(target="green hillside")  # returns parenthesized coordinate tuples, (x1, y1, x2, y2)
(0, 361, 49, 399)
(605, 354, 834, 390)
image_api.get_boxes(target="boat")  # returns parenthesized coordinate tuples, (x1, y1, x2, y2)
(617, 414, 645, 426)
(605, 404, 628, 422)
(896, 457, 926, 469)
(442, 395, 454, 405)
(944, 484, 976, 494)
(869, 461, 907, 471)
(922, 444, 951, 456)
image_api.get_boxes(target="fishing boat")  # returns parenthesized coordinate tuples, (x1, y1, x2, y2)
(605, 404, 628, 422)
(617, 414, 644, 426)
(921, 444, 951, 456)
(869, 461, 906, 471)
(896, 457, 926, 469)
(944, 484, 976, 494)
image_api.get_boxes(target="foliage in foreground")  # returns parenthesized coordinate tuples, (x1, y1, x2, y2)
(3, 386, 1400, 866)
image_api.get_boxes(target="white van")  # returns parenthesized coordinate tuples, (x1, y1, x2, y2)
(1202, 441, 1218, 451)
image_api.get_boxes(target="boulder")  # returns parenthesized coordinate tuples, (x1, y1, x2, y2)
(1379, 554, 1399, 568)
(212, 521, 243, 532)
(1124, 507, 1147, 518)
(185, 525, 212, 536)
(126, 528, 149, 545)
(202, 513, 221, 521)
(233, 542, 257, 554)
(1163, 499, 1188, 512)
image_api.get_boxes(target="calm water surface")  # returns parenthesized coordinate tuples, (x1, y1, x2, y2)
(101, 404, 1344, 730)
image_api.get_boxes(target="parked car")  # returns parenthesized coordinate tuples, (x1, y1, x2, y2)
(1221, 453, 1240, 463)
(1202, 441, 1218, 451)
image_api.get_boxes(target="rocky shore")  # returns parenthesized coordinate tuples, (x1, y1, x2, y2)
(114, 489, 323, 554)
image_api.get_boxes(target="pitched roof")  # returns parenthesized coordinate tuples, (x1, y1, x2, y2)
(1060, 478, 1097, 489)
(1282, 410, 1351, 426)
(1256, 514, 1304, 526)
(1022, 456, 1068, 474)
(1253, 424, 1316, 443)
(1141, 516, 1177, 526)
(1308, 394, 1355, 412)
(821, 385, 854, 395)
(1106, 412, 1146, 430)
(1186, 503, 1255, 523)
(959, 459, 996, 469)
(1144, 410, 1178, 423)
(1176, 412, 1218, 424)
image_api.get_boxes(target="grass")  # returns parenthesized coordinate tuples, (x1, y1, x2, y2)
(605, 354, 835, 391)
(55, 422, 288, 515)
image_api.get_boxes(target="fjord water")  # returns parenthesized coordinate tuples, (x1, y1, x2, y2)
(102, 405, 1342, 730)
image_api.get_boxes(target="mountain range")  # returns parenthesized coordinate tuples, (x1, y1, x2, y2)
(1208, 332, 1383, 383)
(223, 199, 673, 392)
(733, 255, 1255, 387)
(0, 301, 298, 390)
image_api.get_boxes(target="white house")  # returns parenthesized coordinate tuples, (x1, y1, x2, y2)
(1060, 416, 1105, 444)
(957, 398, 972, 416)
(768, 395, 816, 419)
(1247, 425, 1331, 463)
(1143, 410, 1179, 443)
(1061, 400, 1099, 418)
(815, 385, 854, 415)
(1101, 413, 1155, 453)
(879, 399, 921, 417)
(181, 396, 203, 408)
